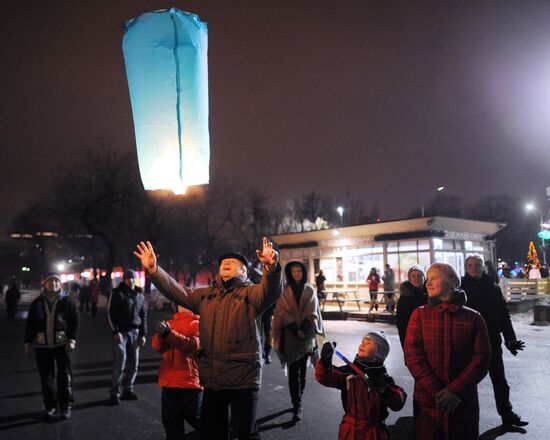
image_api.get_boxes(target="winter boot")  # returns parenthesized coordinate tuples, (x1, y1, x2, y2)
(292, 403, 302, 422)
(502, 411, 528, 427)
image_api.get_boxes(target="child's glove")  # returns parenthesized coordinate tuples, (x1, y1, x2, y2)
(367, 376, 391, 394)
(320, 341, 336, 367)
(156, 321, 171, 337)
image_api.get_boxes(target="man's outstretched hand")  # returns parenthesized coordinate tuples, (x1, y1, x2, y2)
(134, 241, 158, 275)
(505, 340, 525, 356)
(256, 237, 279, 268)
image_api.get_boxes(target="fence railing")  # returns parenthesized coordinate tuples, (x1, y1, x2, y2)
(499, 278, 549, 302)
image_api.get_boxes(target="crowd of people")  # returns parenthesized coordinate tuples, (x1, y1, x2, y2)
(16, 236, 529, 440)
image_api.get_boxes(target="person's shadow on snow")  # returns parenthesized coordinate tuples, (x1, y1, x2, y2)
(480, 425, 527, 439)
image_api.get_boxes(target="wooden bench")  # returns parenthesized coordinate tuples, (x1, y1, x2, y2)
(322, 288, 361, 312)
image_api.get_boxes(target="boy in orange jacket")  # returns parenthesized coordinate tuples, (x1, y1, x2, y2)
(152, 306, 202, 439)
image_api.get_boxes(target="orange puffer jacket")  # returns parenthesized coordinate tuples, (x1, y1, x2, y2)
(152, 310, 202, 389)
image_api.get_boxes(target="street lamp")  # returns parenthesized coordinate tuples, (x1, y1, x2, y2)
(421, 186, 444, 217)
(336, 206, 344, 225)
(526, 203, 547, 265)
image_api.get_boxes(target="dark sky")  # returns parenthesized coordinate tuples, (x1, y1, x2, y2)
(2, 0, 550, 231)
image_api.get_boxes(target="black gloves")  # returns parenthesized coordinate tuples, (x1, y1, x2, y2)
(367, 375, 393, 394)
(505, 340, 525, 356)
(320, 341, 336, 367)
(156, 321, 171, 338)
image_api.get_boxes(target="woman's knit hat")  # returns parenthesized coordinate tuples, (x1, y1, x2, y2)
(42, 272, 62, 284)
(363, 330, 390, 362)
(407, 265, 426, 278)
(427, 263, 460, 289)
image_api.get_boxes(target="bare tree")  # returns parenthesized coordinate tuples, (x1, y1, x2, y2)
(408, 193, 464, 218)
(230, 188, 281, 261)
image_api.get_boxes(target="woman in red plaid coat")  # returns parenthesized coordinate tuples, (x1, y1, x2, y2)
(404, 263, 491, 440)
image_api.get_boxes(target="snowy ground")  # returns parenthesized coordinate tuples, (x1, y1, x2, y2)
(0, 307, 548, 439)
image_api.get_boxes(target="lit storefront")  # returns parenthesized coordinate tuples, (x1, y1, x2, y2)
(273, 216, 503, 286)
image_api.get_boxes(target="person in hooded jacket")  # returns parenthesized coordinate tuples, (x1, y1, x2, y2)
(461, 255, 527, 428)
(395, 265, 428, 350)
(24, 272, 79, 421)
(316, 331, 407, 440)
(134, 238, 282, 440)
(152, 305, 202, 440)
(272, 261, 324, 422)
(405, 263, 491, 440)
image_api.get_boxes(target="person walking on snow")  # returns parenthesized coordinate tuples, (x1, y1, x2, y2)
(461, 255, 528, 428)
(367, 268, 381, 312)
(107, 269, 148, 404)
(272, 261, 324, 422)
(24, 272, 79, 421)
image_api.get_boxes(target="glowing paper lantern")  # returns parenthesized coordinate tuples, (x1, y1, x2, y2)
(123, 8, 209, 194)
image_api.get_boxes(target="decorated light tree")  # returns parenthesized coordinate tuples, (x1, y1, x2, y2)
(527, 241, 540, 269)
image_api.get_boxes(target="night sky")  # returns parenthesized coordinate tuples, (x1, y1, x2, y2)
(2, 0, 550, 231)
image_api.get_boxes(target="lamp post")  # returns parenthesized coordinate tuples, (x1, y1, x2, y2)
(336, 206, 344, 225)
(526, 203, 547, 265)
(421, 186, 444, 217)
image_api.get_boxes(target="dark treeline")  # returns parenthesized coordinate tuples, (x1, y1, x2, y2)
(4, 145, 378, 283)
(3, 145, 542, 283)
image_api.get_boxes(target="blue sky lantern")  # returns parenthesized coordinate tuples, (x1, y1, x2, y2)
(123, 8, 209, 194)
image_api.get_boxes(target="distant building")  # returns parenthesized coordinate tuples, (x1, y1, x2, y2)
(273, 216, 504, 285)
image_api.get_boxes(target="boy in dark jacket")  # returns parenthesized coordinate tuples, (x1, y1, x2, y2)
(24, 272, 79, 421)
(107, 269, 147, 404)
(316, 331, 406, 440)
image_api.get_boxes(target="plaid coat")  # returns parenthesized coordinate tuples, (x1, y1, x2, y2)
(404, 290, 490, 440)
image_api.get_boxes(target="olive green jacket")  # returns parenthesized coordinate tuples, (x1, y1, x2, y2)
(149, 265, 282, 390)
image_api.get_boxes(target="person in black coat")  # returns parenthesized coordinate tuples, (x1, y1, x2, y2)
(395, 265, 427, 349)
(24, 272, 79, 420)
(107, 269, 147, 404)
(461, 255, 527, 428)
(5, 281, 21, 319)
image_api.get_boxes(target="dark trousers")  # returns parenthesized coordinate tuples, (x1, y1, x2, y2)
(161, 387, 202, 440)
(6, 301, 18, 319)
(201, 387, 260, 440)
(489, 345, 513, 418)
(35, 346, 73, 410)
(288, 353, 309, 407)
(80, 300, 90, 312)
(261, 307, 274, 358)
(369, 291, 379, 310)
(110, 328, 140, 396)
(384, 291, 395, 312)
